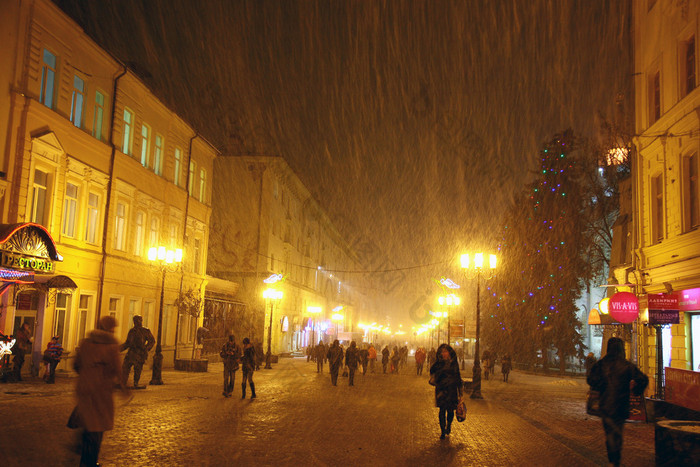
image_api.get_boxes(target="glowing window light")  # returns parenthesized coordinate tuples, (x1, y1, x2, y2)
(331, 313, 344, 321)
(263, 289, 283, 300)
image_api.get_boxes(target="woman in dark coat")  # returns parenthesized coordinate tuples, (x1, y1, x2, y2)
(587, 337, 648, 467)
(429, 343, 462, 439)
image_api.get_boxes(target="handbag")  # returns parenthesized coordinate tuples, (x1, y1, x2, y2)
(456, 398, 467, 422)
(586, 390, 602, 417)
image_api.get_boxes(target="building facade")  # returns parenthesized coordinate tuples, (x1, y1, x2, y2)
(207, 155, 377, 355)
(0, 0, 217, 374)
(632, 0, 700, 388)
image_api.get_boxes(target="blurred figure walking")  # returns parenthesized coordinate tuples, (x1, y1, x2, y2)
(359, 344, 369, 375)
(73, 316, 129, 467)
(315, 340, 326, 373)
(587, 337, 648, 467)
(381, 345, 390, 374)
(327, 340, 344, 386)
(429, 344, 462, 439)
(368, 344, 377, 373)
(241, 338, 256, 399)
(345, 341, 360, 386)
(415, 347, 426, 376)
(501, 353, 512, 382)
(220, 335, 241, 397)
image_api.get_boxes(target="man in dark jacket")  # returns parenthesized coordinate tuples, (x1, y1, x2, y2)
(120, 316, 155, 389)
(327, 340, 344, 386)
(587, 337, 648, 467)
(315, 341, 326, 373)
(359, 345, 369, 375)
(381, 346, 390, 374)
(220, 335, 241, 397)
(12, 322, 32, 381)
(241, 337, 256, 399)
(345, 341, 360, 386)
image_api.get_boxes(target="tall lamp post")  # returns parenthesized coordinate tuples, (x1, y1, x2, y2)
(438, 294, 460, 344)
(461, 252, 497, 399)
(148, 246, 183, 386)
(263, 288, 283, 369)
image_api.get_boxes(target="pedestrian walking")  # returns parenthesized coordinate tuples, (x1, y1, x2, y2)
(345, 341, 360, 386)
(427, 347, 437, 369)
(390, 346, 400, 374)
(119, 316, 155, 389)
(415, 347, 426, 376)
(381, 345, 390, 374)
(43, 335, 63, 383)
(315, 340, 326, 373)
(327, 339, 344, 386)
(11, 322, 32, 381)
(584, 352, 596, 377)
(73, 316, 129, 467)
(220, 335, 241, 397)
(359, 345, 369, 375)
(501, 353, 512, 382)
(241, 337, 256, 399)
(587, 337, 648, 467)
(429, 343, 463, 439)
(368, 344, 377, 373)
(254, 342, 264, 371)
(400, 346, 408, 369)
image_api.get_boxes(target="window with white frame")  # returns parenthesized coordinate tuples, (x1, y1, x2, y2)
(143, 300, 155, 329)
(122, 109, 134, 156)
(70, 75, 85, 128)
(188, 160, 195, 196)
(109, 297, 121, 334)
(134, 211, 145, 257)
(61, 182, 79, 237)
(114, 202, 127, 251)
(76, 294, 92, 347)
(31, 168, 50, 225)
(140, 124, 150, 168)
(199, 169, 206, 203)
(149, 217, 160, 249)
(129, 298, 141, 325)
(93, 91, 105, 141)
(85, 192, 100, 244)
(169, 224, 178, 248)
(649, 70, 661, 125)
(154, 134, 163, 176)
(54, 293, 71, 346)
(174, 147, 182, 187)
(40, 49, 57, 108)
(683, 153, 699, 231)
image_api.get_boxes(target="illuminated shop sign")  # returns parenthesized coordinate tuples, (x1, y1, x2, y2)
(1, 253, 53, 273)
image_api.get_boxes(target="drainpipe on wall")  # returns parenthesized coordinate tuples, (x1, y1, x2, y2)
(95, 66, 128, 324)
(174, 132, 197, 365)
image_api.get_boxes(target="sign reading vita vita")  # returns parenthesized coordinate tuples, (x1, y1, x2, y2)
(1, 253, 53, 273)
(609, 292, 639, 323)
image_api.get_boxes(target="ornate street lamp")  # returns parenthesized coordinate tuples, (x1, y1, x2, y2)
(263, 288, 283, 369)
(148, 246, 183, 385)
(461, 252, 497, 399)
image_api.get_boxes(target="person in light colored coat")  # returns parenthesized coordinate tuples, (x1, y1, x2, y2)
(74, 316, 128, 467)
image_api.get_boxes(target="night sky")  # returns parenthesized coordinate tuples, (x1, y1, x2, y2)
(54, 0, 632, 323)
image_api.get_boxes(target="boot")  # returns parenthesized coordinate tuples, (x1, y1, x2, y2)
(250, 382, 256, 399)
(440, 422, 446, 439)
(241, 383, 246, 399)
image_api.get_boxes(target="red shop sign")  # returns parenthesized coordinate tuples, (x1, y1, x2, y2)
(609, 292, 639, 324)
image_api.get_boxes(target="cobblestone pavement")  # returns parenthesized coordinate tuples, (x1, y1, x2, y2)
(2, 358, 655, 466)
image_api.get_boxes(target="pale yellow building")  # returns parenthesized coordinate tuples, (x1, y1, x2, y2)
(0, 0, 217, 375)
(208, 155, 377, 356)
(633, 0, 700, 388)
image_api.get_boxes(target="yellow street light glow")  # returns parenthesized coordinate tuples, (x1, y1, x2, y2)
(148, 247, 158, 261)
(489, 254, 497, 269)
(332, 313, 344, 321)
(474, 253, 484, 268)
(307, 306, 322, 314)
(149, 246, 182, 264)
(599, 297, 610, 315)
(157, 246, 166, 261)
(460, 254, 469, 269)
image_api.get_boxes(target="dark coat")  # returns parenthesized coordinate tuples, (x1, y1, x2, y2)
(327, 344, 344, 369)
(345, 345, 360, 369)
(587, 338, 648, 420)
(381, 347, 390, 364)
(221, 341, 241, 371)
(74, 329, 122, 432)
(430, 345, 462, 410)
(120, 325, 155, 363)
(241, 344, 256, 372)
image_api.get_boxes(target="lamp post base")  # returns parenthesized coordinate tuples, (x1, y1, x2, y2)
(470, 364, 483, 399)
(264, 350, 272, 369)
(149, 352, 164, 385)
